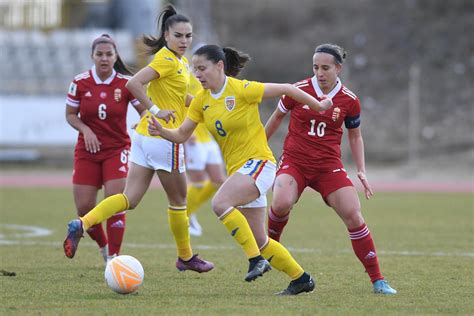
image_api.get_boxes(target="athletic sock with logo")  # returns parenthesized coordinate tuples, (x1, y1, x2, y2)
(260, 238, 304, 279)
(220, 208, 260, 259)
(81, 193, 129, 230)
(349, 223, 383, 282)
(106, 212, 126, 256)
(267, 207, 290, 242)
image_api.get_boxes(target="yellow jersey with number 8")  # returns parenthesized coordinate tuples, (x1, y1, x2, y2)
(187, 76, 276, 175)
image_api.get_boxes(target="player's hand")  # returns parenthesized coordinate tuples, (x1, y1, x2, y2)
(147, 115, 163, 136)
(320, 95, 333, 110)
(155, 109, 176, 124)
(83, 129, 101, 153)
(131, 123, 138, 130)
(357, 171, 374, 200)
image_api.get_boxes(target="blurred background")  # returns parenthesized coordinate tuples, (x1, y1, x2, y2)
(0, 0, 473, 183)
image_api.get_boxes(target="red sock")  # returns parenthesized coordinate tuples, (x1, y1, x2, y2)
(267, 207, 290, 242)
(86, 224, 107, 248)
(106, 212, 126, 256)
(349, 223, 383, 283)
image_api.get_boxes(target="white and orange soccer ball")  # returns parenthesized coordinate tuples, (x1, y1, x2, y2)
(104, 255, 144, 294)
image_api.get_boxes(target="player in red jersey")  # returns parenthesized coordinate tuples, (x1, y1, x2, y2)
(65, 34, 146, 263)
(265, 43, 397, 295)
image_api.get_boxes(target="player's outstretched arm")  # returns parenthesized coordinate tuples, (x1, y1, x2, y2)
(265, 108, 286, 141)
(262, 83, 333, 112)
(148, 116, 197, 144)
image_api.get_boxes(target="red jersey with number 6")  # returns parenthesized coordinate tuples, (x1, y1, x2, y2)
(66, 66, 139, 153)
(278, 76, 361, 171)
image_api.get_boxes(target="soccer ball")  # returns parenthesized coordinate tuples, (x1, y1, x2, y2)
(104, 255, 144, 294)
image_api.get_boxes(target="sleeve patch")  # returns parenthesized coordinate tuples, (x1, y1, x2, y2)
(68, 82, 77, 96)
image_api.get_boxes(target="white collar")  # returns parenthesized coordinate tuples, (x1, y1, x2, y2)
(311, 76, 342, 99)
(91, 65, 116, 85)
(210, 76, 228, 99)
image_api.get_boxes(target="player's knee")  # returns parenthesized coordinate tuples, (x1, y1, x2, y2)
(271, 197, 294, 216)
(211, 195, 228, 216)
(343, 209, 364, 227)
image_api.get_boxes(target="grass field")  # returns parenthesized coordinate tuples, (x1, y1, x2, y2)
(0, 187, 473, 315)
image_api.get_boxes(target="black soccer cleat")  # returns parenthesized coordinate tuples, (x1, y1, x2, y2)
(245, 257, 271, 282)
(276, 275, 315, 295)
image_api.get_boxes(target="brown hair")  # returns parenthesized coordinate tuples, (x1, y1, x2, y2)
(92, 34, 133, 75)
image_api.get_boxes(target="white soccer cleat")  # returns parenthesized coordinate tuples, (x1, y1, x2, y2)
(189, 214, 203, 237)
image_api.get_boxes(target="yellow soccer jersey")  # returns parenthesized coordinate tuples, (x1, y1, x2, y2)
(187, 76, 276, 175)
(188, 73, 212, 143)
(135, 47, 190, 137)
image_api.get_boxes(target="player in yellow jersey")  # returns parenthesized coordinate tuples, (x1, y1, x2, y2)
(63, 5, 214, 273)
(148, 44, 333, 295)
(185, 74, 226, 236)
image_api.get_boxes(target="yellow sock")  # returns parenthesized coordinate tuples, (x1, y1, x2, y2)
(187, 180, 218, 216)
(220, 208, 260, 259)
(260, 238, 304, 280)
(168, 207, 193, 261)
(81, 194, 129, 230)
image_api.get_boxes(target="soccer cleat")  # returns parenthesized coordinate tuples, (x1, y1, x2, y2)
(189, 214, 203, 237)
(245, 258, 271, 282)
(373, 279, 397, 295)
(63, 219, 84, 258)
(176, 254, 214, 273)
(276, 275, 315, 295)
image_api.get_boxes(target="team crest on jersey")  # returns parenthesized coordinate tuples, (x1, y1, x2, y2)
(114, 88, 122, 102)
(100, 92, 107, 99)
(68, 82, 77, 96)
(225, 96, 235, 111)
(332, 107, 341, 121)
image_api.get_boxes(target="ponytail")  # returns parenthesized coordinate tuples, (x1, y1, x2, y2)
(143, 4, 191, 55)
(222, 47, 250, 77)
(194, 44, 250, 77)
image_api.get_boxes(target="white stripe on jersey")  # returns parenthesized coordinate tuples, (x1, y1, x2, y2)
(74, 72, 90, 82)
(342, 87, 357, 100)
(278, 99, 289, 113)
(117, 73, 132, 80)
(66, 97, 80, 107)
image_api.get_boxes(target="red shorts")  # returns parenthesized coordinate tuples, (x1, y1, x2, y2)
(276, 155, 353, 203)
(73, 147, 130, 188)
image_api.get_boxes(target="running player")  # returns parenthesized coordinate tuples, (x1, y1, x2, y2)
(185, 74, 226, 236)
(66, 34, 146, 263)
(148, 44, 333, 295)
(63, 5, 214, 273)
(265, 43, 397, 295)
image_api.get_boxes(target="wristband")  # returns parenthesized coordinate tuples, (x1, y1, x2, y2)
(149, 104, 160, 115)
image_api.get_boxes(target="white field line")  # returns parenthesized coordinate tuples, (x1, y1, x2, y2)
(0, 239, 473, 258)
(1, 224, 472, 258)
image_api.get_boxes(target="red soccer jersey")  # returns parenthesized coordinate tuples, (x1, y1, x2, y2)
(66, 66, 139, 153)
(278, 76, 361, 171)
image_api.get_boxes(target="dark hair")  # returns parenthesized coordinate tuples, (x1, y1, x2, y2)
(194, 44, 250, 77)
(92, 34, 133, 76)
(143, 4, 191, 55)
(315, 43, 347, 65)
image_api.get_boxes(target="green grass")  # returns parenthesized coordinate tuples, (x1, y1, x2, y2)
(0, 187, 473, 315)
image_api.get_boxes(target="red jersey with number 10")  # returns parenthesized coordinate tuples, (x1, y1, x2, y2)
(66, 67, 139, 152)
(278, 76, 361, 171)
